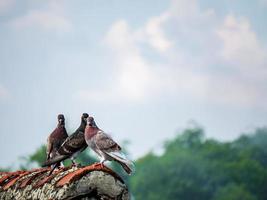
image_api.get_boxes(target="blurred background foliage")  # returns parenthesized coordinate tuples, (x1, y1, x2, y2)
(1, 125, 267, 200)
(130, 126, 267, 200)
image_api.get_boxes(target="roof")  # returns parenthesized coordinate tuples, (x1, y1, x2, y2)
(0, 164, 129, 200)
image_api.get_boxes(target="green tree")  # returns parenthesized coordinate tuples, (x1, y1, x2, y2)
(214, 184, 257, 200)
(130, 126, 267, 200)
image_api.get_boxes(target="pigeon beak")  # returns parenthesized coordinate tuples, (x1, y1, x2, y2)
(87, 120, 92, 126)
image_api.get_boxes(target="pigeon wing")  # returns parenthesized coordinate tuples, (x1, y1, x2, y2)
(57, 131, 87, 155)
(46, 127, 61, 160)
(95, 131, 121, 152)
(42, 132, 87, 167)
(95, 131, 134, 175)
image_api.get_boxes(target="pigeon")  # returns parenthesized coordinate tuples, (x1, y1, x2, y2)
(46, 114, 68, 175)
(42, 113, 89, 167)
(85, 116, 134, 175)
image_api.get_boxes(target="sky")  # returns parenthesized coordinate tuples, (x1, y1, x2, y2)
(0, 0, 267, 168)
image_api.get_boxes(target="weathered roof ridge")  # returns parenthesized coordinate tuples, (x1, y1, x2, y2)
(0, 164, 129, 200)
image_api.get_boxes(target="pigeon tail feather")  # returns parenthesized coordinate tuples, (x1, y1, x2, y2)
(42, 154, 69, 167)
(105, 151, 135, 175)
(117, 160, 132, 174)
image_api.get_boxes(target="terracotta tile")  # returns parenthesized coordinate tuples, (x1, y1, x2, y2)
(56, 164, 123, 187)
(18, 168, 50, 189)
(0, 171, 25, 187)
(34, 167, 70, 189)
(2, 171, 32, 190)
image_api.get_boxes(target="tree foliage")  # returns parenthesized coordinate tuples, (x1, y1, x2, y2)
(130, 126, 267, 200)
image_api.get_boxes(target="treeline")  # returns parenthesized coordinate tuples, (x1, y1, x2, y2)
(131, 127, 267, 200)
(1, 126, 267, 200)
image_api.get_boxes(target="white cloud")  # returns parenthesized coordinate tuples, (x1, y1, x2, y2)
(105, 20, 158, 101)
(0, 0, 14, 14)
(217, 15, 266, 70)
(10, 1, 71, 32)
(142, 12, 172, 52)
(77, 0, 267, 109)
(77, 20, 158, 103)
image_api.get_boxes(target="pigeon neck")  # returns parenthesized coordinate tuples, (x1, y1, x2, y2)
(77, 120, 86, 132)
(86, 126, 98, 138)
(57, 124, 64, 128)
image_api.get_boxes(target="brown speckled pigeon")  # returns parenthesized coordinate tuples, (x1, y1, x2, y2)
(85, 116, 134, 175)
(46, 114, 68, 174)
(43, 113, 89, 168)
